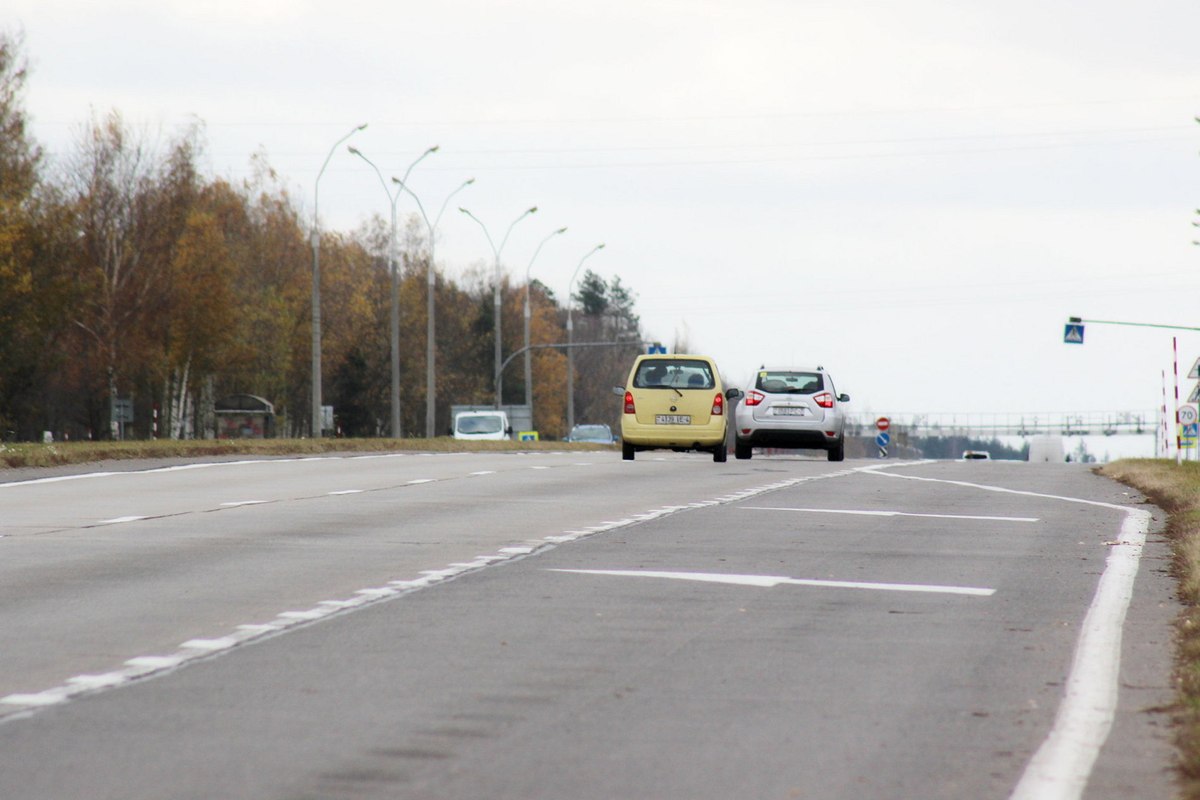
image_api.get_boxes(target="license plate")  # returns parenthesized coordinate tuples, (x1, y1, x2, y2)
(774, 407, 807, 416)
(655, 414, 691, 425)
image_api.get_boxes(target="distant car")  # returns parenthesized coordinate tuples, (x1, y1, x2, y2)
(962, 450, 991, 460)
(619, 354, 741, 463)
(566, 423, 616, 444)
(733, 366, 849, 461)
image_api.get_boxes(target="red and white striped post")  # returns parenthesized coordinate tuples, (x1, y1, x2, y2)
(1175, 337, 1182, 465)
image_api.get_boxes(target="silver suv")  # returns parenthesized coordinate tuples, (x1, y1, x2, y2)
(733, 366, 849, 461)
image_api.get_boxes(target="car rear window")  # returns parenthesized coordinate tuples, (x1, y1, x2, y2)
(755, 371, 823, 394)
(634, 359, 715, 390)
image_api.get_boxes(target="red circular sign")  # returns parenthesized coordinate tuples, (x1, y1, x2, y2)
(876, 417, 891, 432)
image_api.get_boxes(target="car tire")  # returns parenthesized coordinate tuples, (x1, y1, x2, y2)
(735, 441, 752, 460)
(622, 441, 635, 461)
(713, 442, 728, 463)
(827, 440, 845, 462)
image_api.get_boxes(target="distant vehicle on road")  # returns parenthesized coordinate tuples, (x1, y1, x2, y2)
(962, 450, 992, 460)
(618, 354, 741, 463)
(565, 423, 616, 444)
(452, 410, 511, 441)
(734, 366, 849, 461)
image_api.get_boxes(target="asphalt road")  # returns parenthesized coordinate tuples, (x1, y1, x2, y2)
(0, 452, 1180, 799)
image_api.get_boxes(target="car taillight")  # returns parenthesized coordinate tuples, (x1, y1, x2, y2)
(624, 391, 636, 414)
(744, 390, 765, 407)
(711, 393, 724, 416)
(814, 392, 834, 409)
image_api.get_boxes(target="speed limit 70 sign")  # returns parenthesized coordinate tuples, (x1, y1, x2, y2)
(1180, 405, 1198, 425)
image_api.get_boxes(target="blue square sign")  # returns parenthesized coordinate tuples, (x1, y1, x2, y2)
(1064, 323, 1085, 344)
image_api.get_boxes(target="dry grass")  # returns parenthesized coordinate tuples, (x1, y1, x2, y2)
(0, 437, 611, 470)
(1100, 458, 1200, 796)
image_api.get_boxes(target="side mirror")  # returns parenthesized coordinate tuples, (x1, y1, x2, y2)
(725, 388, 744, 401)
(612, 386, 626, 396)
(839, 393, 850, 403)
(505, 426, 513, 435)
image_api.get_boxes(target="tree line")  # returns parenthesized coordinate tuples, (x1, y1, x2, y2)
(0, 33, 645, 442)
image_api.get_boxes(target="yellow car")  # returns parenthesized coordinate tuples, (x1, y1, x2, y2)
(618, 354, 742, 462)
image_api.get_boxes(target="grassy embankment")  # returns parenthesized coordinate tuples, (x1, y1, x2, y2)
(1100, 459, 1200, 796)
(0, 437, 608, 470)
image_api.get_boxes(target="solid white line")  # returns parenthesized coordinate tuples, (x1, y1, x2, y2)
(1008, 509, 1151, 800)
(864, 463, 1153, 800)
(548, 569, 995, 597)
(740, 506, 1039, 522)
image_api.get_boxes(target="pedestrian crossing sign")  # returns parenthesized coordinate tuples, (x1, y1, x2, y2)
(1063, 323, 1085, 344)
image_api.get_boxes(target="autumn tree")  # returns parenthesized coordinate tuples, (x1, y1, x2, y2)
(0, 30, 43, 438)
(570, 269, 643, 430)
(525, 278, 568, 435)
(217, 155, 312, 436)
(55, 112, 204, 436)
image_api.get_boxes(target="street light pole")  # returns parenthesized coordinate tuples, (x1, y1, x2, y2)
(312, 123, 367, 438)
(524, 227, 568, 426)
(347, 144, 436, 438)
(394, 175, 475, 436)
(459, 206, 538, 408)
(566, 243, 605, 433)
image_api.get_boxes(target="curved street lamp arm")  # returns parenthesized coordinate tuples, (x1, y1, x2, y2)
(433, 179, 474, 230)
(568, 243, 607, 303)
(526, 226, 569, 282)
(348, 146, 395, 204)
(458, 206, 498, 258)
(497, 206, 538, 260)
(314, 123, 368, 226)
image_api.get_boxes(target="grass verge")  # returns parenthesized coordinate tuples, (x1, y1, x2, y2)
(0, 437, 610, 470)
(1100, 458, 1200, 796)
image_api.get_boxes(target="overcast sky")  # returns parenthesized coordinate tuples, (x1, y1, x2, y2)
(8, 1, 1200, 455)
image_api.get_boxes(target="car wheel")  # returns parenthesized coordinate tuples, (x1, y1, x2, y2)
(622, 441, 635, 461)
(827, 440, 845, 462)
(735, 440, 752, 460)
(713, 442, 728, 463)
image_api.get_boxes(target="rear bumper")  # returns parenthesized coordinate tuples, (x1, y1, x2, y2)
(736, 428, 841, 449)
(621, 416, 727, 449)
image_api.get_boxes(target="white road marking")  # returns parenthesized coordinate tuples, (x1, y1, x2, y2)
(549, 569, 995, 597)
(1009, 506, 1151, 800)
(180, 637, 239, 652)
(0, 461, 887, 719)
(406, 478, 434, 485)
(66, 673, 125, 689)
(863, 463, 1152, 800)
(740, 506, 1039, 522)
(220, 500, 268, 507)
(326, 490, 363, 496)
(95, 516, 148, 525)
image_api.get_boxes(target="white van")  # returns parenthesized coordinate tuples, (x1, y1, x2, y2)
(452, 410, 511, 441)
